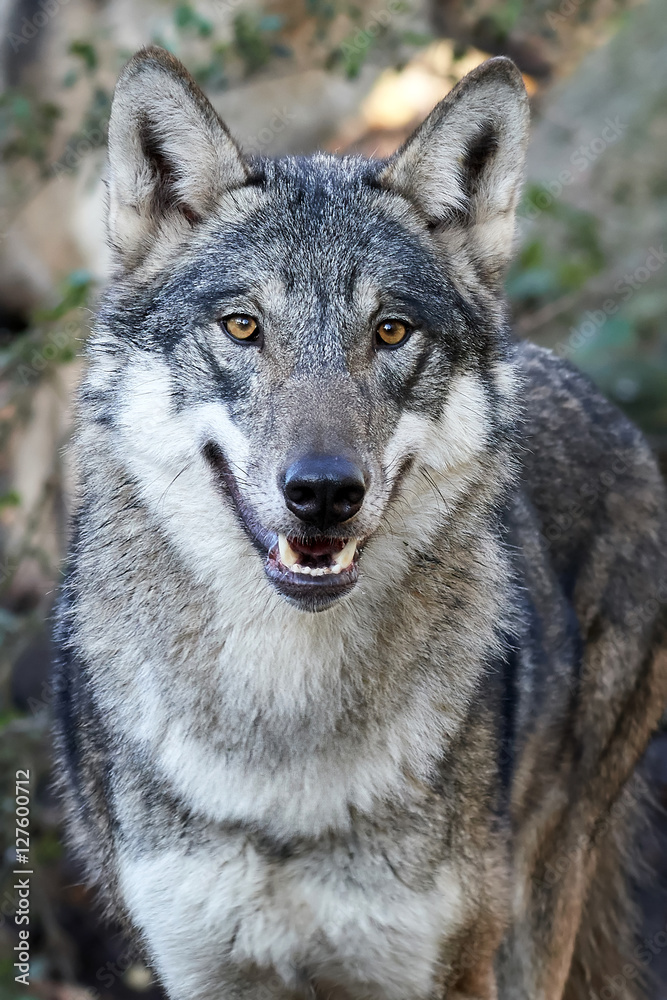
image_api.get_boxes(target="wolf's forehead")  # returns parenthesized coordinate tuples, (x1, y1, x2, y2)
(203, 169, 435, 296)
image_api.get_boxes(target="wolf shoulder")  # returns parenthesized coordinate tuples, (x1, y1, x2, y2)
(515, 340, 666, 589)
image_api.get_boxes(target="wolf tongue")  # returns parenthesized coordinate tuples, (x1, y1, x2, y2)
(290, 538, 345, 557)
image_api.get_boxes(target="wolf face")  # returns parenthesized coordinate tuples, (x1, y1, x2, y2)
(86, 48, 528, 612)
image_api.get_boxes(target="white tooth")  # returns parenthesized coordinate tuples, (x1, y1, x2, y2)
(278, 533, 298, 568)
(333, 538, 357, 571)
(331, 564, 343, 575)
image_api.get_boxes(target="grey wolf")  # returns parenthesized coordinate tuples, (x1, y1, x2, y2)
(53, 46, 667, 1000)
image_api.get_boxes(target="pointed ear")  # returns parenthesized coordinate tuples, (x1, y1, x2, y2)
(379, 57, 529, 285)
(107, 46, 248, 270)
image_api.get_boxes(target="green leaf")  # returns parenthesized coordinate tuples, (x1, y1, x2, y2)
(0, 490, 20, 509)
(69, 39, 98, 72)
(232, 13, 274, 74)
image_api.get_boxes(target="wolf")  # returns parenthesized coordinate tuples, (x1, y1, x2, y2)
(53, 46, 667, 1000)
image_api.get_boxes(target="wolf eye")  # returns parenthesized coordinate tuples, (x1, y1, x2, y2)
(221, 314, 260, 343)
(375, 319, 411, 348)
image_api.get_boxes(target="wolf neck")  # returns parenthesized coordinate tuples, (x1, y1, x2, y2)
(74, 428, 513, 837)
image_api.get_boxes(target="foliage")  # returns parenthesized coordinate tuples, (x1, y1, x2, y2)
(507, 186, 667, 443)
(0, 95, 61, 171)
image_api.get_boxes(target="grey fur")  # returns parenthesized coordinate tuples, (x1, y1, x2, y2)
(53, 47, 667, 1000)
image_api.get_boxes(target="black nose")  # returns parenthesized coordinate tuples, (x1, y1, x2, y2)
(282, 455, 366, 529)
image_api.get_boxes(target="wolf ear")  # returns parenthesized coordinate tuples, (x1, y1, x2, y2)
(379, 57, 529, 285)
(107, 46, 247, 269)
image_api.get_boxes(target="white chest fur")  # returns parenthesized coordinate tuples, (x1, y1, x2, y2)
(120, 836, 464, 1000)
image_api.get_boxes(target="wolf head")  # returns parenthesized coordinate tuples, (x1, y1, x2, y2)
(84, 47, 528, 612)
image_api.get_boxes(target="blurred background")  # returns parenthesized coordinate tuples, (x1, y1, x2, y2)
(0, 0, 666, 995)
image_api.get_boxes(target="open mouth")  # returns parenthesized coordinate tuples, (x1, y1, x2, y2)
(273, 535, 357, 576)
(265, 534, 361, 608)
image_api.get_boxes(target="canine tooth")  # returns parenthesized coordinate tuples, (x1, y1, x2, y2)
(278, 533, 298, 568)
(333, 538, 357, 571)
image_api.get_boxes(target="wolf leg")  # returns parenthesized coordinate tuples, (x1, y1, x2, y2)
(499, 636, 667, 998)
(499, 794, 643, 1000)
(498, 828, 591, 1000)
(447, 965, 498, 1000)
(445, 916, 504, 1000)
(563, 778, 647, 1000)
(118, 844, 307, 1000)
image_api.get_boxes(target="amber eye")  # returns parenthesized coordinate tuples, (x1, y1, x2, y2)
(375, 319, 411, 348)
(222, 314, 259, 342)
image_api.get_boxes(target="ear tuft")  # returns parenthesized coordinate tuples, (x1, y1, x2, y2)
(461, 123, 500, 209)
(379, 57, 530, 284)
(107, 46, 248, 270)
